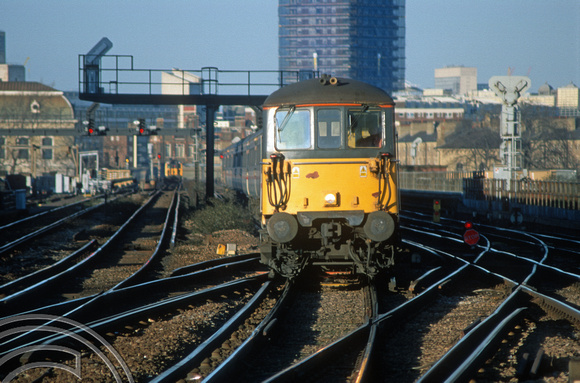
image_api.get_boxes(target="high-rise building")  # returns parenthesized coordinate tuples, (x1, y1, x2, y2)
(0, 32, 26, 82)
(556, 82, 580, 109)
(278, 0, 405, 93)
(0, 31, 5, 64)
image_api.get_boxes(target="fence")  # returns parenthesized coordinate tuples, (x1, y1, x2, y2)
(401, 171, 580, 211)
(399, 171, 472, 193)
(464, 177, 580, 210)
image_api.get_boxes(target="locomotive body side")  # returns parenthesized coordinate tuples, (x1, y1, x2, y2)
(222, 132, 262, 198)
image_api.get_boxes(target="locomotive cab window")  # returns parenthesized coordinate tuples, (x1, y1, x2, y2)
(275, 108, 311, 150)
(317, 109, 341, 149)
(347, 108, 383, 148)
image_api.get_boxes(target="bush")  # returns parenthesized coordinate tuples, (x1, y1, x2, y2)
(190, 194, 255, 235)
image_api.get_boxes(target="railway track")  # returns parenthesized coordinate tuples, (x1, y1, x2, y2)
(0, 192, 143, 286)
(0, 194, 103, 248)
(195, 272, 377, 383)
(395, 213, 580, 382)
(1, 234, 269, 381)
(0, 189, 175, 315)
(1, 194, 579, 382)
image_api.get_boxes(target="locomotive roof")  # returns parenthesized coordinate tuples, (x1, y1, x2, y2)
(263, 77, 394, 108)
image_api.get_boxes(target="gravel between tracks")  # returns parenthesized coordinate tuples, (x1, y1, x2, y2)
(8, 188, 260, 382)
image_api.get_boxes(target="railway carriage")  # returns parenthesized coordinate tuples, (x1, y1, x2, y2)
(223, 76, 400, 278)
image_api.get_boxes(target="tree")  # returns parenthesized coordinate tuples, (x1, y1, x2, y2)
(442, 119, 502, 171)
(520, 107, 579, 170)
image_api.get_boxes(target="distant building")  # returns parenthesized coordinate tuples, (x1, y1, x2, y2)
(0, 31, 5, 65)
(525, 82, 556, 107)
(0, 32, 26, 82)
(159, 70, 203, 177)
(538, 82, 555, 95)
(0, 82, 76, 178)
(0, 64, 26, 82)
(65, 91, 181, 176)
(161, 70, 201, 129)
(398, 130, 439, 168)
(434, 66, 477, 95)
(278, 0, 406, 93)
(556, 82, 580, 109)
(423, 88, 452, 97)
(0, 65, 7, 82)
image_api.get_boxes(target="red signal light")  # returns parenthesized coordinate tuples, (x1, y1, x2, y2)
(88, 128, 94, 135)
(464, 221, 474, 229)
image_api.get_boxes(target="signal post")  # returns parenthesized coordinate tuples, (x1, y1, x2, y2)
(433, 199, 441, 223)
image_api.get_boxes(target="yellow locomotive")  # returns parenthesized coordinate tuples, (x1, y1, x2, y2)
(223, 76, 399, 278)
(164, 160, 183, 178)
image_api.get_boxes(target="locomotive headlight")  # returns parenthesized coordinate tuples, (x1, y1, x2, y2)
(324, 192, 339, 207)
(267, 212, 298, 243)
(325, 194, 336, 204)
(364, 211, 395, 242)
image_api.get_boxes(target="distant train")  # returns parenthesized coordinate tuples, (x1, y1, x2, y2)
(222, 76, 400, 278)
(165, 160, 183, 178)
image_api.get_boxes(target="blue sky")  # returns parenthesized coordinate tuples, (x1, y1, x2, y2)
(1, 0, 579, 93)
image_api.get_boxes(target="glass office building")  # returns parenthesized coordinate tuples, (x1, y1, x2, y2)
(278, 0, 405, 93)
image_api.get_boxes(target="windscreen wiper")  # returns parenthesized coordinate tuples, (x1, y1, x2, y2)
(277, 106, 296, 132)
(348, 104, 369, 132)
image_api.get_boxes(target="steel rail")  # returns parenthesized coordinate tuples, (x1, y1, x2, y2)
(150, 279, 274, 382)
(521, 285, 580, 324)
(416, 287, 529, 383)
(249, 281, 380, 383)
(420, 276, 580, 382)
(263, 324, 372, 383)
(0, 200, 105, 257)
(0, 264, 268, 356)
(483, 240, 580, 280)
(0, 256, 265, 327)
(170, 183, 182, 249)
(0, 191, 162, 315)
(0, 239, 98, 298)
(202, 279, 293, 382)
(0, 275, 268, 375)
(399, 220, 578, 382)
(171, 253, 261, 276)
(84, 275, 269, 334)
(111, 187, 179, 290)
(394, 216, 577, 382)
(0, 194, 102, 231)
